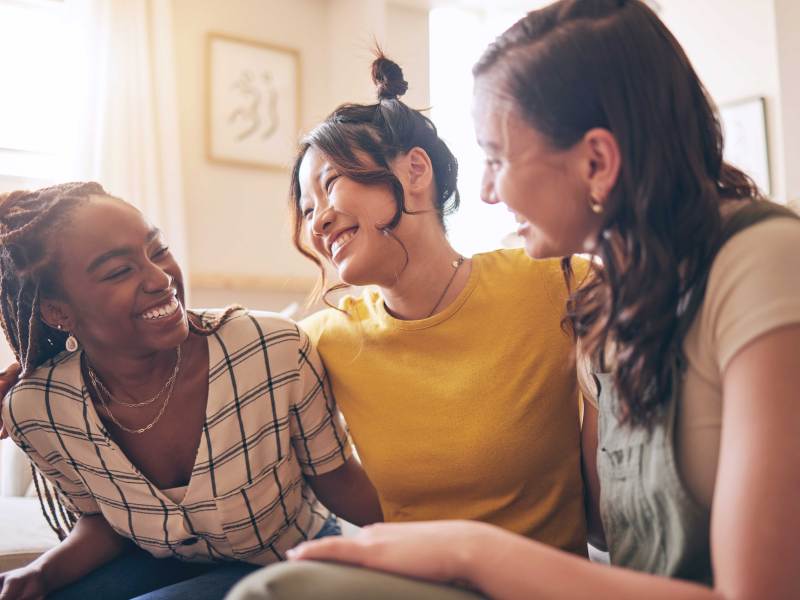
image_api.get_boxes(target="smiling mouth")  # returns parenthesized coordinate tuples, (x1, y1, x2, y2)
(140, 296, 180, 321)
(330, 227, 358, 258)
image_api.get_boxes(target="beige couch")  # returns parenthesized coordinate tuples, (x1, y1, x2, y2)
(0, 438, 59, 572)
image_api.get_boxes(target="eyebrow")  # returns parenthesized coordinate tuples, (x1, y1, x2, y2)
(477, 138, 501, 152)
(86, 228, 161, 273)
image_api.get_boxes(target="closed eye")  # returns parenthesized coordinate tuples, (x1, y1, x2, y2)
(102, 267, 131, 281)
(152, 246, 170, 259)
(323, 175, 339, 194)
(301, 207, 314, 221)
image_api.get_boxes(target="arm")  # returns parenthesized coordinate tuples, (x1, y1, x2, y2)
(289, 325, 800, 600)
(580, 400, 605, 550)
(306, 454, 383, 526)
(0, 514, 131, 599)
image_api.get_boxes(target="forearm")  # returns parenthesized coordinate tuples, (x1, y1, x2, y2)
(307, 456, 383, 526)
(466, 525, 722, 600)
(30, 514, 131, 594)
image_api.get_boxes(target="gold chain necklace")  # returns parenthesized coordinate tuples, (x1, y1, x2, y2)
(86, 346, 182, 435)
(427, 256, 465, 318)
(87, 348, 181, 408)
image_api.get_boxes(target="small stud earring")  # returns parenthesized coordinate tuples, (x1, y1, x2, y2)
(588, 193, 604, 214)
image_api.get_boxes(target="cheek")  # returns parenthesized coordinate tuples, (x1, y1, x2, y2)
(308, 228, 326, 256)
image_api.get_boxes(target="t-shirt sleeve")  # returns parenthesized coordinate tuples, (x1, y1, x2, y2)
(2, 389, 101, 516)
(298, 310, 327, 347)
(703, 217, 800, 372)
(290, 328, 352, 476)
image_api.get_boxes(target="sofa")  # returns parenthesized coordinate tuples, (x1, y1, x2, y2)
(0, 438, 59, 572)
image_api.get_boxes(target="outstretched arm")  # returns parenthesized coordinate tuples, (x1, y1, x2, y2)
(306, 455, 383, 526)
(289, 325, 800, 600)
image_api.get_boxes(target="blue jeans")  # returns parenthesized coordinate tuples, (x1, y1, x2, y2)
(50, 516, 341, 600)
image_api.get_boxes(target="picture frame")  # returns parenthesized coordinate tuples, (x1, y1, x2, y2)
(719, 96, 771, 195)
(206, 33, 301, 171)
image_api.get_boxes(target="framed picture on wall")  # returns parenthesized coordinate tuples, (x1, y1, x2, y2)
(719, 96, 771, 195)
(206, 33, 300, 171)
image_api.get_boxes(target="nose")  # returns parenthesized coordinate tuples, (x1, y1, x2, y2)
(142, 261, 173, 294)
(311, 204, 335, 236)
(480, 168, 500, 205)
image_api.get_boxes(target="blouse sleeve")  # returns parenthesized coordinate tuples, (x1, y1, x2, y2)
(289, 328, 352, 477)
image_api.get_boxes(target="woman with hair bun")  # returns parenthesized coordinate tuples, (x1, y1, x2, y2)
(291, 52, 593, 550)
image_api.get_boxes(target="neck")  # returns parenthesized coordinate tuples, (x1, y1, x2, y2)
(379, 231, 468, 321)
(82, 337, 190, 400)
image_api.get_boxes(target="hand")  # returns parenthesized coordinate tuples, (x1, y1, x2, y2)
(0, 362, 21, 440)
(287, 520, 498, 587)
(0, 564, 48, 600)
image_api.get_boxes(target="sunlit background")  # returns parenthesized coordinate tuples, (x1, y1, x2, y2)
(0, 0, 798, 324)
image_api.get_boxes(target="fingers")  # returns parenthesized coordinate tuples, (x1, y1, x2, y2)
(0, 363, 21, 380)
(0, 363, 20, 441)
(287, 536, 368, 565)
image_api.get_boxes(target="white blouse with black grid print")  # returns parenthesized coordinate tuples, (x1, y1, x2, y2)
(2, 308, 352, 565)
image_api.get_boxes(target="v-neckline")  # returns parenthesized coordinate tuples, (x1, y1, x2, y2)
(80, 333, 216, 506)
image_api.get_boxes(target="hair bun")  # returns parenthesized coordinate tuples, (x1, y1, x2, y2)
(371, 54, 408, 101)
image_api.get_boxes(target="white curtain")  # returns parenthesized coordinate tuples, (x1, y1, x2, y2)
(62, 0, 189, 277)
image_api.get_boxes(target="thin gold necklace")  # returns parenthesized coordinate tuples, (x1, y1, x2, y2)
(427, 256, 465, 318)
(87, 349, 181, 408)
(86, 347, 181, 435)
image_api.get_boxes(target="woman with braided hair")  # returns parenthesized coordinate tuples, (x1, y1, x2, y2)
(0, 182, 381, 599)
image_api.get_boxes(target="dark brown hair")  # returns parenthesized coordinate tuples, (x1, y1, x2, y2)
(0, 182, 238, 539)
(474, 0, 762, 427)
(289, 52, 460, 304)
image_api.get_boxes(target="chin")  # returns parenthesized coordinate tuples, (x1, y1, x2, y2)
(523, 236, 558, 260)
(333, 258, 375, 288)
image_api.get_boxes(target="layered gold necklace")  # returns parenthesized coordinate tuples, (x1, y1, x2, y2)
(86, 346, 182, 435)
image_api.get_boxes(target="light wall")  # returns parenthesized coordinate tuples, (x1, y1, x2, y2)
(657, 0, 787, 202)
(171, 0, 430, 315)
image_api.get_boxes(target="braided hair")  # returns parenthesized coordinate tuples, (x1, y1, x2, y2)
(0, 182, 239, 539)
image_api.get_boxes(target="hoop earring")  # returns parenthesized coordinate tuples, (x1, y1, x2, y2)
(588, 193, 604, 214)
(57, 324, 79, 352)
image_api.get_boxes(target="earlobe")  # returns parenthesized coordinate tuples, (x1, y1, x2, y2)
(584, 128, 621, 204)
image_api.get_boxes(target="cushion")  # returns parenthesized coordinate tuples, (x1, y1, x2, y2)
(0, 497, 59, 572)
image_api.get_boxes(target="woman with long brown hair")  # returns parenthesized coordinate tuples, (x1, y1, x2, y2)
(231, 1, 800, 598)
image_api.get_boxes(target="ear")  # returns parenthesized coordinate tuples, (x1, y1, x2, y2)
(580, 128, 621, 209)
(395, 147, 435, 208)
(39, 298, 74, 332)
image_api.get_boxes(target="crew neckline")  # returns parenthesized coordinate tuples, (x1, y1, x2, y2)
(374, 253, 481, 331)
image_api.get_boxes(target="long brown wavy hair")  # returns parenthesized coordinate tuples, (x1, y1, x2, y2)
(289, 52, 460, 306)
(474, 0, 763, 427)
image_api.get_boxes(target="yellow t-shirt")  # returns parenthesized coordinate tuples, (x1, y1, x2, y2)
(301, 249, 587, 554)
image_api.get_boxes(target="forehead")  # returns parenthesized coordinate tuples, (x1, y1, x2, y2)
(472, 81, 518, 141)
(58, 196, 153, 257)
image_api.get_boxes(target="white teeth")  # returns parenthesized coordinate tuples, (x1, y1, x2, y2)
(331, 229, 357, 255)
(141, 297, 179, 321)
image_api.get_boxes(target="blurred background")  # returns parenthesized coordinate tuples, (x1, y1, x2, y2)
(0, 0, 798, 343)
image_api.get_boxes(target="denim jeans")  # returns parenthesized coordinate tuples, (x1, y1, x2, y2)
(50, 516, 341, 600)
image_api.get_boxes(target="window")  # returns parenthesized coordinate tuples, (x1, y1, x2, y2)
(430, 6, 527, 256)
(0, 0, 74, 191)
